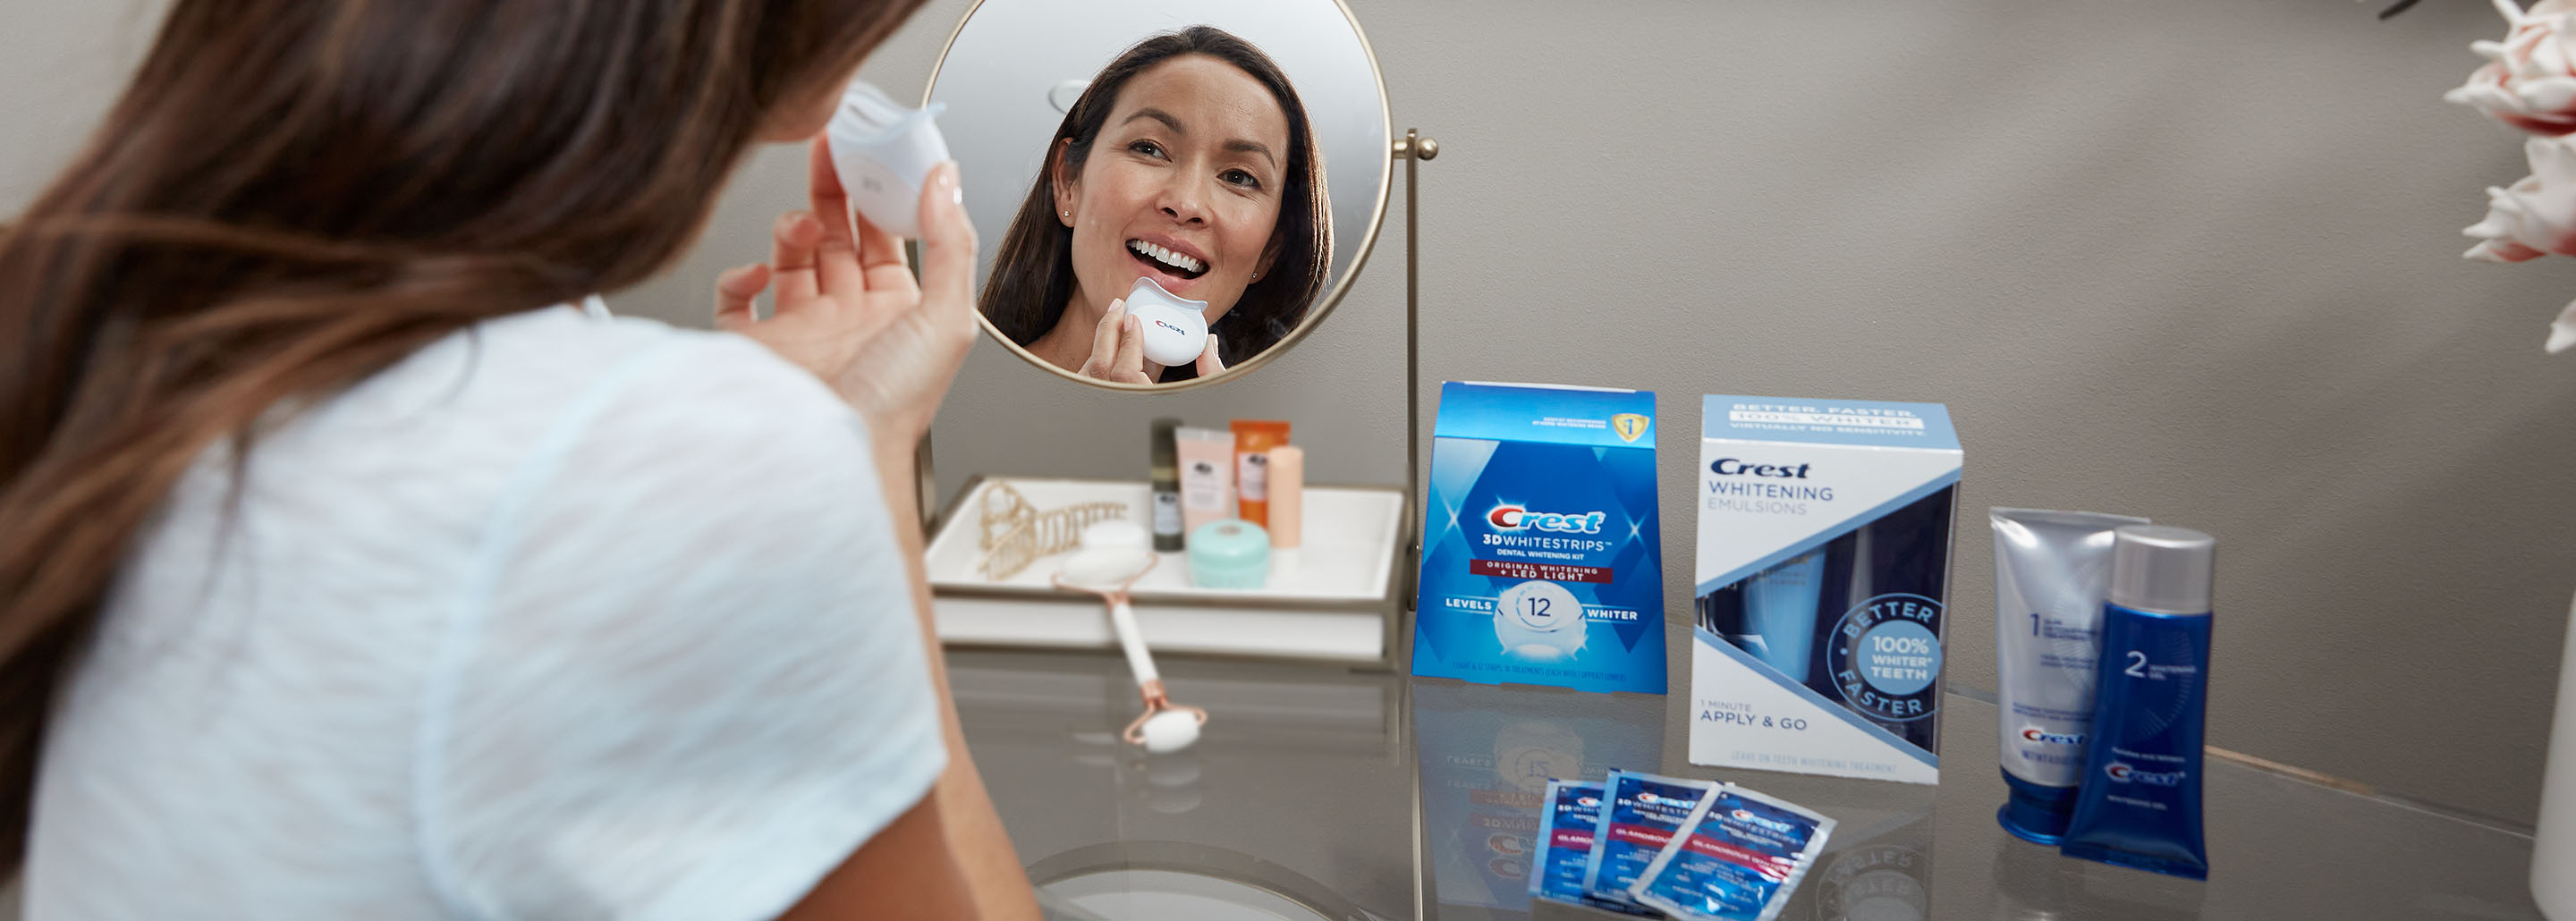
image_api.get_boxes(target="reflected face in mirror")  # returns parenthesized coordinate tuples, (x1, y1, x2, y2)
(980, 27, 1331, 386)
(1058, 56, 1286, 351)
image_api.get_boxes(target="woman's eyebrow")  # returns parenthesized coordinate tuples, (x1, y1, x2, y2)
(1224, 139, 1276, 169)
(1122, 108, 1185, 133)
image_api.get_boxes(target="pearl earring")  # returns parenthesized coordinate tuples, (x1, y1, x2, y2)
(1061, 210, 1070, 217)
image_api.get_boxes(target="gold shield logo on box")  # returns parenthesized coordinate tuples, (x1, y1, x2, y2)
(1611, 413, 1650, 443)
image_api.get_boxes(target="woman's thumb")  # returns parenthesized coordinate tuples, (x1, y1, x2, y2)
(917, 162, 977, 311)
(1196, 334, 1225, 376)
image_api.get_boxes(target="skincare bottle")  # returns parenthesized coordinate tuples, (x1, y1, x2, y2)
(1149, 418, 1184, 552)
(1231, 419, 1291, 528)
(1174, 427, 1235, 537)
(1267, 445, 1305, 574)
(2060, 525, 2215, 880)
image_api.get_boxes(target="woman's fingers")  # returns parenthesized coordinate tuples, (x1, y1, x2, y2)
(913, 162, 972, 317)
(713, 262, 770, 331)
(849, 186, 916, 299)
(1111, 313, 1145, 376)
(1087, 299, 1126, 368)
(1194, 334, 1225, 376)
(769, 210, 823, 305)
(804, 137, 868, 297)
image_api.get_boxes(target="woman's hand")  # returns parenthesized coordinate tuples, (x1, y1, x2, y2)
(1075, 308, 1226, 384)
(1192, 334, 1224, 377)
(1076, 300, 1154, 384)
(716, 138, 977, 442)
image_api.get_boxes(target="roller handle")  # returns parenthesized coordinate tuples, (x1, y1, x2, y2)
(1106, 598, 1159, 685)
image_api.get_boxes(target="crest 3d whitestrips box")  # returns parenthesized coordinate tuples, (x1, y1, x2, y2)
(1690, 396, 1962, 783)
(1411, 382, 1665, 694)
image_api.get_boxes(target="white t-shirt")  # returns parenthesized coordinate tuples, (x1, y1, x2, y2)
(24, 302, 946, 920)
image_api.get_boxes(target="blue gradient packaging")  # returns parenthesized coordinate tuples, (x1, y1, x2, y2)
(1631, 784, 1836, 921)
(1691, 396, 1962, 784)
(1583, 770, 1716, 910)
(1411, 382, 1665, 694)
(1530, 781, 1658, 917)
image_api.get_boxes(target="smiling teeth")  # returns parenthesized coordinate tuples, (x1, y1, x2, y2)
(1129, 240, 1203, 274)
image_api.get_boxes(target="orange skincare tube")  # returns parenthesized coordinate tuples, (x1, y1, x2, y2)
(1231, 419, 1291, 528)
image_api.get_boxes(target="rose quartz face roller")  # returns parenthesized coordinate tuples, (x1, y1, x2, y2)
(1051, 521, 1207, 753)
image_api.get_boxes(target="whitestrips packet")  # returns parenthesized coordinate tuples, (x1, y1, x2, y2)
(1583, 770, 1718, 911)
(1629, 784, 1836, 921)
(1529, 780, 1658, 917)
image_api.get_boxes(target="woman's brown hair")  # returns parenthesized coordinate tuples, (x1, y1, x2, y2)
(0, 0, 925, 871)
(979, 26, 1330, 382)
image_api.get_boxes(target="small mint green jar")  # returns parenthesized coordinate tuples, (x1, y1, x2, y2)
(1187, 520, 1271, 589)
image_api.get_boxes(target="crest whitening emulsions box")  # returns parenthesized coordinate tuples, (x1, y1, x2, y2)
(1690, 396, 1962, 783)
(1411, 382, 1665, 694)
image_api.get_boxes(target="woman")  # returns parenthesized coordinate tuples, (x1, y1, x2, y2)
(0, 1, 1038, 918)
(980, 26, 1331, 385)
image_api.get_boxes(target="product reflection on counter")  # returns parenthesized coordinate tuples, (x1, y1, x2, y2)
(1411, 680, 1661, 917)
(1804, 803, 1933, 921)
(1987, 834, 2205, 921)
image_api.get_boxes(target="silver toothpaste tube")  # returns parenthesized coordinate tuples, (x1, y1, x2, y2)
(1989, 508, 2148, 845)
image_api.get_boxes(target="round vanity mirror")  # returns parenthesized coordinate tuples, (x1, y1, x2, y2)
(927, 0, 1390, 389)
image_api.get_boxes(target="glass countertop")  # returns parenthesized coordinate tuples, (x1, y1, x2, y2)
(950, 646, 2539, 921)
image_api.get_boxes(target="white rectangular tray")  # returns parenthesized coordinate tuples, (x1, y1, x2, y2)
(927, 477, 1403, 602)
(926, 477, 1408, 663)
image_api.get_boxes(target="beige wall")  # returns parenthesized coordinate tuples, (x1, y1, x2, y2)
(8, 0, 2573, 826)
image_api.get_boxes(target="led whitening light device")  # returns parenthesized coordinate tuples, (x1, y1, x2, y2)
(825, 80, 950, 239)
(1125, 276, 1210, 367)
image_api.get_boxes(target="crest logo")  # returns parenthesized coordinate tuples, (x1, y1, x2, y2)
(1611, 413, 1650, 443)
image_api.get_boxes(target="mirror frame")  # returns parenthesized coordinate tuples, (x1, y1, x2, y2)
(923, 0, 1394, 392)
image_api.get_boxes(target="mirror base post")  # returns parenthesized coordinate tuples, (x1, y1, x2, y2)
(1394, 128, 1438, 663)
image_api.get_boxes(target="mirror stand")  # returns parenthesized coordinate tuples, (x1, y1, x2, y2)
(1394, 128, 1437, 638)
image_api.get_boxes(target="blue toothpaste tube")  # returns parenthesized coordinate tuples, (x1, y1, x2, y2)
(2060, 526, 2215, 880)
(1530, 780, 1659, 917)
(1584, 770, 1716, 909)
(1631, 784, 1836, 921)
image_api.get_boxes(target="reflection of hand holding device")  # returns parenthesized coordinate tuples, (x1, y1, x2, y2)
(1124, 276, 1211, 367)
(824, 80, 949, 239)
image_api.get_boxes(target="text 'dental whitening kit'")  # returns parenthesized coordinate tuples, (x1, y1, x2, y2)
(1411, 382, 1665, 694)
(1691, 396, 1962, 783)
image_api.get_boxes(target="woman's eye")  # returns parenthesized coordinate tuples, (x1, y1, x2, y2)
(1128, 139, 1165, 158)
(1222, 169, 1262, 190)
